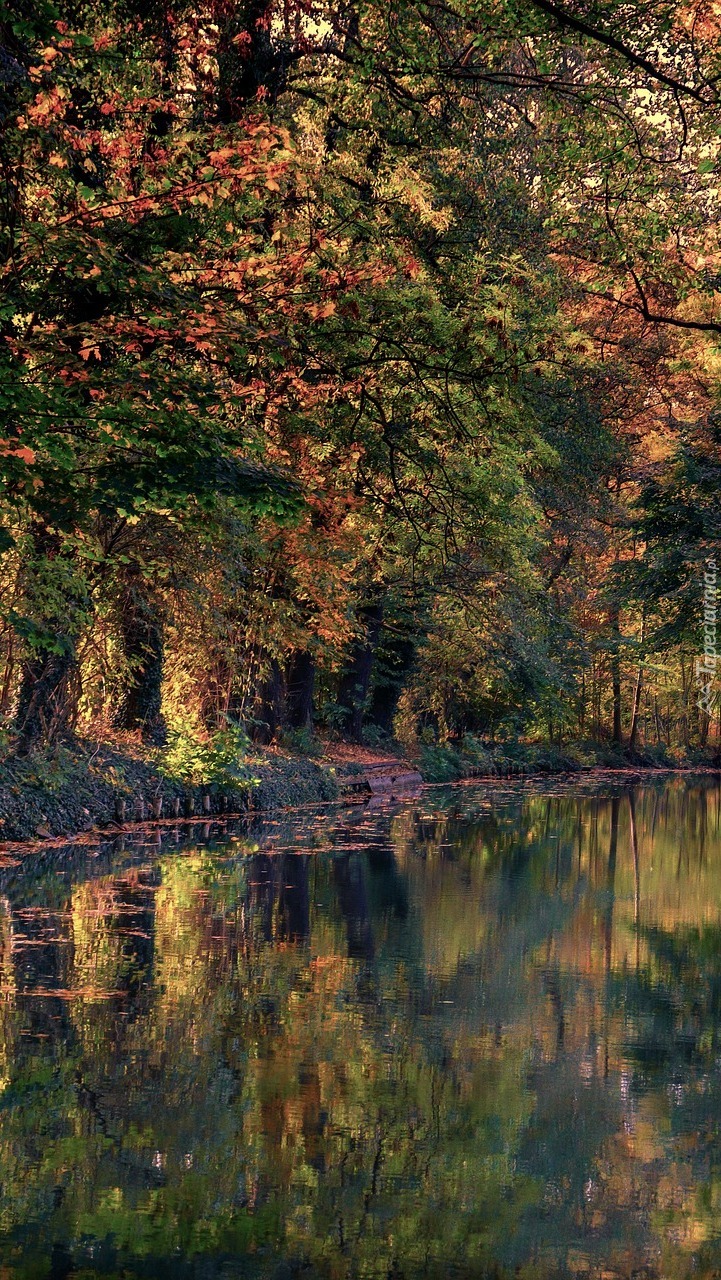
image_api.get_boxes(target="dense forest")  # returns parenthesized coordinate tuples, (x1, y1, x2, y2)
(1, 0, 720, 776)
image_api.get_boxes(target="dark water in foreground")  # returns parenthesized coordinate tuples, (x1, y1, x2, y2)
(1, 777, 721, 1278)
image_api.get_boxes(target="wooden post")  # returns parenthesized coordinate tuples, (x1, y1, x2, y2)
(202, 793, 211, 815)
(136, 797, 146, 822)
(184, 795, 194, 818)
(114, 796, 126, 823)
(171, 796, 181, 818)
(150, 796, 163, 820)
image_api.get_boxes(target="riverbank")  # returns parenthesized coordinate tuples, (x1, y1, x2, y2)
(1, 731, 719, 846)
(0, 737, 342, 843)
(417, 737, 721, 782)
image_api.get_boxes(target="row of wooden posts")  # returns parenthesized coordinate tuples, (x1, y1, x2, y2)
(113, 792, 239, 824)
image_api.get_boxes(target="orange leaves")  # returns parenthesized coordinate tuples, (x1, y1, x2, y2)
(306, 301, 336, 320)
(0, 442, 36, 465)
(208, 147, 237, 164)
(26, 87, 69, 127)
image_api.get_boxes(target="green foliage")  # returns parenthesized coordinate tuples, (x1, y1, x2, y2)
(159, 720, 260, 791)
(1, 0, 720, 758)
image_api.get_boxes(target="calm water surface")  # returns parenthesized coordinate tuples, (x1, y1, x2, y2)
(0, 776, 721, 1278)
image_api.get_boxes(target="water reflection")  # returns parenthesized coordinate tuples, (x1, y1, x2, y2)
(0, 777, 719, 1275)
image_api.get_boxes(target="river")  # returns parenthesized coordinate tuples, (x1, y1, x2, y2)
(0, 774, 719, 1278)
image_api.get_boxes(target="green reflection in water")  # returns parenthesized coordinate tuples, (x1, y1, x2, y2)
(0, 777, 719, 1276)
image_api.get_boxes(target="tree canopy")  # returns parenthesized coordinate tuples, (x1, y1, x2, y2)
(1, 0, 720, 757)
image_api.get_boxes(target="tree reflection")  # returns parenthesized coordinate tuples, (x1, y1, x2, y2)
(0, 781, 717, 1275)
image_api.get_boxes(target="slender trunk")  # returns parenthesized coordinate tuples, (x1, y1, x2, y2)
(0, 626, 14, 713)
(680, 653, 690, 748)
(628, 666, 643, 748)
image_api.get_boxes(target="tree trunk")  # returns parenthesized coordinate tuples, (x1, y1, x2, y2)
(13, 525, 82, 754)
(628, 666, 643, 749)
(286, 650, 315, 730)
(113, 574, 165, 743)
(14, 647, 77, 754)
(654, 696, 663, 744)
(367, 634, 415, 734)
(338, 603, 383, 742)
(252, 657, 285, 743)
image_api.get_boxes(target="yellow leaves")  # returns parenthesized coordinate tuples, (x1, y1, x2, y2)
(48, 153, 67, 169)
(378, 160, 454, 232)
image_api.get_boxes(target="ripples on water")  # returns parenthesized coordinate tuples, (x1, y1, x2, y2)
(0, 776, 719, 1278)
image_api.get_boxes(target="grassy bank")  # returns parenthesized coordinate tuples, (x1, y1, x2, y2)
(0, 735, 339, 844)
(417, 736, 721, 783)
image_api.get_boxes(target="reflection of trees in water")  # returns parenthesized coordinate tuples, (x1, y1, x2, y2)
(0, 785, 720, 1275)
(73, 869, 159, 1000)
(11, 895, 75, 1046)
(247, 852, 311, 945)
(332, 852, 374, 961)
